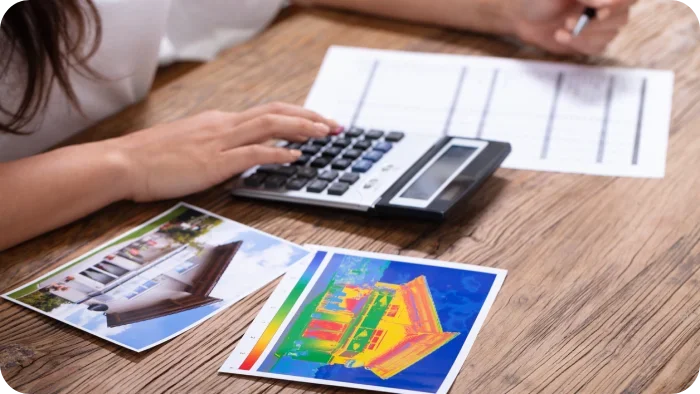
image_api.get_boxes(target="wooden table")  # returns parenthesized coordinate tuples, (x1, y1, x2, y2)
(2, 2, 700, 393)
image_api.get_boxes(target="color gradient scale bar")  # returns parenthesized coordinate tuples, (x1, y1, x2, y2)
(238, 251, 327, 370)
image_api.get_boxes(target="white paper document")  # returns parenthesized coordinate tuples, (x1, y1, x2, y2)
(305, 46, 674, 178)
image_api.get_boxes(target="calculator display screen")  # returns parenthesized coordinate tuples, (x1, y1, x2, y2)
(400, 145, 477, 200)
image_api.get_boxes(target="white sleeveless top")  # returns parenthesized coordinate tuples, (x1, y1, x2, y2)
(0, 0, 285, 162)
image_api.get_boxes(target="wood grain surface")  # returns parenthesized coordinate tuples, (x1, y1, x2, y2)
(2, 2, 700, 393)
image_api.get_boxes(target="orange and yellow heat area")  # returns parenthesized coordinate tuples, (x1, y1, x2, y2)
(327, 276, 459, 379)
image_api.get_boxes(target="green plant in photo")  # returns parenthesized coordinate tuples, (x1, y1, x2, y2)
(18, 290, 72, 313)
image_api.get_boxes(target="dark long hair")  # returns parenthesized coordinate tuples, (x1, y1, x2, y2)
(0, 0, 101, 134)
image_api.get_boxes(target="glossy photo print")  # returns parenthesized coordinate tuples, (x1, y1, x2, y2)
(3, 203, 310, 352)
(222, 247, 507, 394)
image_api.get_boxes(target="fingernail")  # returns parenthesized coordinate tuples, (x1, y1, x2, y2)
(314, 122, 331, 134)
(290, 149, 302, 157)
(566, 17, 578, 31)
(598, 7, 611, 20)
(333, 126, 345, 135)
(555, 30, 572, 44)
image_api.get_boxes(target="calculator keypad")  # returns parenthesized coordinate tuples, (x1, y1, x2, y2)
(241, 129, 406, 198)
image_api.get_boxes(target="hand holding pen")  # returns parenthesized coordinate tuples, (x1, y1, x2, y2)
(551, 0, 636, 55)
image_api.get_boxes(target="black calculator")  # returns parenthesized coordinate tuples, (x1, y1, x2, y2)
(232, 127, 510, 220)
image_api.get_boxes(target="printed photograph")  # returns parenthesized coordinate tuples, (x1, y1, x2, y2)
(5, 204, 310, 351)
(257, 253, 499, 393)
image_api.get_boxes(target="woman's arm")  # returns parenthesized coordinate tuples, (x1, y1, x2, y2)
(0, 103, 339, 251)
(296, 0, 513, 36)
(297, 0, 636, 56)
(0, 141, 131, 251)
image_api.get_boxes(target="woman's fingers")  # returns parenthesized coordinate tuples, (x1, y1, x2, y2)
(224, 113, 332, 149)
(221, 145, 301, 176)
(234, 102, 341, 131)
(554, 6, 629, 55)
(555, 29, 619, 55)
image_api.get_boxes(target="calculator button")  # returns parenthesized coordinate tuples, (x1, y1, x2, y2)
(301, 145, 322, 155)
(310, 157, 331, 168)
(285, 142, 303, 150)
(322, 147, 343, 157)
(339, 173, 360, 185)
(307, 180, 329, 193)
(296, 167, 318, 179)
(332, 138, 352, 148)
(352, 160, 374, 173)
(271, 166, 297, 177)
(385, 131, 405, 142)
(343, 149, 362, 160)
(345, 127, 364, 138)
(331, 159, 352, 170)
(257, 164, 281, 173)
(374, 142, 393, 153)
(294, 155, 311, 165)
(353, 140, 373, 151)
(264, 175, 288, 189)
(366, 130, 384, 140)
(319, 170, 339, 181)
(328, 183, 350, 196)
(244, 173, 267, 187)
(363, 151, 383, 162)
(286, 178, 308, 191)
(311, 137, 331, 146)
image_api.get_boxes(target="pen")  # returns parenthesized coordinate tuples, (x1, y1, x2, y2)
(572, 7, 597, 37)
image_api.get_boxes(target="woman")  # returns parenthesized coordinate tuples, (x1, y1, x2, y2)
(0, 0, 635, 250)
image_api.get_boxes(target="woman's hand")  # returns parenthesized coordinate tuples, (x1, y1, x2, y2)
(110, 102, 340, 202)
(0, 102, 339, 250)
(301, 0, 635, 56)
(512, 0, 636, 55)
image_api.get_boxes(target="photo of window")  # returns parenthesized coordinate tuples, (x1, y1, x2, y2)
(96, 262, 129, 277)
(125, 280, 160, 300)
(80, 268, 116, 285)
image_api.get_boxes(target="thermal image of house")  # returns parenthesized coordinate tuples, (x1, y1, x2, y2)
(272, 268, 459, 379)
